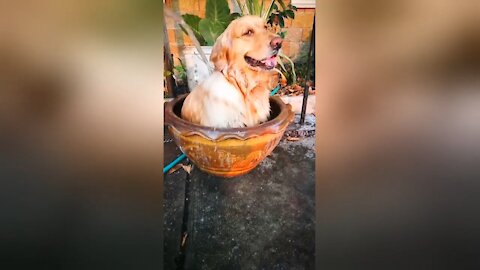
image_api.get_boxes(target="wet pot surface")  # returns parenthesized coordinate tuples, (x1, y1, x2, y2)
(165, 94, 294, 178)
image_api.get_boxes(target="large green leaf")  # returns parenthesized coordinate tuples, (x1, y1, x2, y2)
(182, 14, 201, 32)
(205, 0, 232, 28)
(199, 18, 226, 45)
(181, 14, 206, 45)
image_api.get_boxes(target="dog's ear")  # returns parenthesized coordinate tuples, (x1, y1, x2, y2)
(210, 31, 231, 73)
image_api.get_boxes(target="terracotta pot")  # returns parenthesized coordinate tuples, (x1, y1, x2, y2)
(164, 94, 294, 178)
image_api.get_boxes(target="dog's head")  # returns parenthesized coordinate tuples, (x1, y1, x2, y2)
(210, 15, 283, 73)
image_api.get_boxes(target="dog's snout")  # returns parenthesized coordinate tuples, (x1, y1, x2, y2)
(270, 37, 283, 50)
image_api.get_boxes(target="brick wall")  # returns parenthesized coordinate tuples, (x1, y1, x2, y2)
(165, 0, 314, 66)
(282, 7, 314, 61)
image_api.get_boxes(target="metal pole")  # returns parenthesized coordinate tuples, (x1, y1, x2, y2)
(300, 16, 315, 125)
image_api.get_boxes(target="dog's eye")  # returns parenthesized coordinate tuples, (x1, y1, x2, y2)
(243, 29, 254, 36)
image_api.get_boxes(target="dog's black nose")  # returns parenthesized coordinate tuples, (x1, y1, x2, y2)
(270, 37, 283, 50)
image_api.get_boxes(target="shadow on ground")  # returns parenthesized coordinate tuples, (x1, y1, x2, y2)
(164, 123, 315, 270)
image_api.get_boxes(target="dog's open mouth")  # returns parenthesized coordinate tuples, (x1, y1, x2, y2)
(244, 54, 278, 70)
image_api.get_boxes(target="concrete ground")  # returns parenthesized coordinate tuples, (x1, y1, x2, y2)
(164, 114, 315, 270)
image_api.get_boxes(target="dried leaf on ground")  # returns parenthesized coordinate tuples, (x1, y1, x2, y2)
(168, 164, 183, 174)
(168, 163, 193, 175)
(181, 233, 188, 247)
(181, 164, 193, 175)
(287, 136, 301, 141)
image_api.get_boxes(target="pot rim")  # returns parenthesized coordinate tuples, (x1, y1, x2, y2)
(164, 94, 294, 141)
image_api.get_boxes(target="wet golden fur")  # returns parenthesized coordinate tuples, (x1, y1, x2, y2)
(181, 15, 282, 128)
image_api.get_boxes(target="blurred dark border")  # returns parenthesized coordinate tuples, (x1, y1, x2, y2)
(0, 1, 164, 269)
(315, 1, 480, 269)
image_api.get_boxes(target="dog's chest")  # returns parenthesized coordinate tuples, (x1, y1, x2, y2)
(244, 88, 270, 125)
(208, 73, 271, 126)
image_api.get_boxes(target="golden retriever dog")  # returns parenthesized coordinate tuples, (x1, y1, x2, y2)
(181, 15, 283, 128)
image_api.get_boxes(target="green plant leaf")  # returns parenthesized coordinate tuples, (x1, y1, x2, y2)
(260, 0, 264, 17)
(247, 0, 255, 15)
(245, 0, 262, 16)
(205, 0, 232, 28)
(182, 14, 201, 32)
(267, 16, 274, 26)
(285, 9, 295, 19)
(245, 0, 251, 14)
(199, 18, 226, 45)
(180, 14, 207, 45)
(279, 52, 296, 84)
(277, 56, 287, 73)
(179, 24, 207, 46)
(279, 15, 285, 28)
(263, 0, 276, 20)
(174, 65, 185, 72)
(276, 0, 287, 11)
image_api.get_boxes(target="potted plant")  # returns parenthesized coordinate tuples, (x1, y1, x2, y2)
(178, 0, 297, 90)
(179, 0, 239, 90)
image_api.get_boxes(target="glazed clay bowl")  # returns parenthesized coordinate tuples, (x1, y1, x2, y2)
(164, 94, 294, 178)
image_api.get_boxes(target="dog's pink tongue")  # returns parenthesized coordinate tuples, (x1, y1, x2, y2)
(262, 56, 277, 68)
